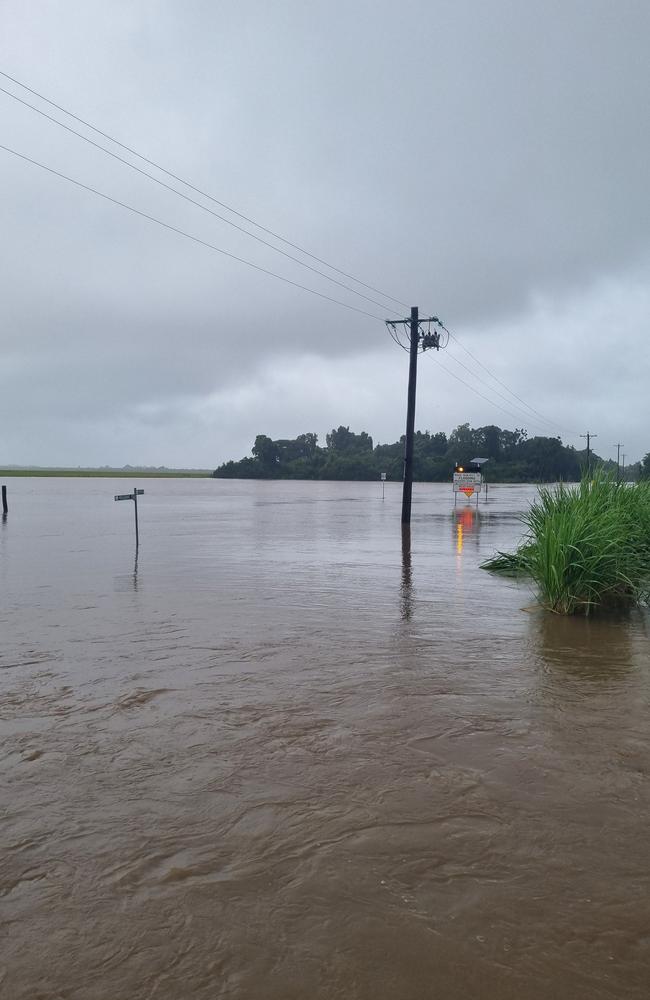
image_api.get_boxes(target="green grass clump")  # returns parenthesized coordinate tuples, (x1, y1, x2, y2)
(482, 473, 650, 614)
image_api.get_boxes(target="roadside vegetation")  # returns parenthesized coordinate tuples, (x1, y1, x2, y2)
(482, 473, 650, 615)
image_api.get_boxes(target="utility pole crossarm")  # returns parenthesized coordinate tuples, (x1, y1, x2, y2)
(387, 316, 440, 326)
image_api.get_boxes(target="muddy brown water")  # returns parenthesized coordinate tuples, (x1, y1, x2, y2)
(1, 479, 649, 999)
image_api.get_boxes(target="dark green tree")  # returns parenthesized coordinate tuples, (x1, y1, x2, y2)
(252, 434, 279, 472)
(325, 426, 373, 452)
(477, 424, 501, 460)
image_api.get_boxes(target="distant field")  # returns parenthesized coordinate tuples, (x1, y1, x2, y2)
(0, 469, 212, 478)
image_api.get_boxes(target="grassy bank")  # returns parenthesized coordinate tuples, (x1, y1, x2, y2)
(0, 469, 211, 478)
(482, 474, 650, 615)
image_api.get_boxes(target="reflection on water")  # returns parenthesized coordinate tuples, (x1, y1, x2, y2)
(452, 506, 482, 555)
(1, 479, 649, 1000)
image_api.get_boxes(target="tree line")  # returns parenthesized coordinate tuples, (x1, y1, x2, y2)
(213, 423, 644, 482)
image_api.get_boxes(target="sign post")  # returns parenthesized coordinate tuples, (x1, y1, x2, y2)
(380, 472, 386, 500)
(114, 487, 145, 546)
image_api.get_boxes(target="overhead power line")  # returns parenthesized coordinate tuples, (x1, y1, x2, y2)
(0, 142, 386, 321)
(0, 68, 583, 442)
(0, 68, 408, 312)
(442, 344, 567, 434)
(440, 324, 579, 438)
(434, 357, 561, 434)
(0, 82, 402, 317)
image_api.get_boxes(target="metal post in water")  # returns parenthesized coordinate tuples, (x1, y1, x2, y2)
(1, 485, 7, 515)
(133, 485, 139, 548)
(114, 487, 144, 545)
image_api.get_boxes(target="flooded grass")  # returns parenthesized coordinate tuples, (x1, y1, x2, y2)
(482, 474, 650, 614)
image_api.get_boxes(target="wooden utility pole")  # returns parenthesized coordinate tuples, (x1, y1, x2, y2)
(580, 431, 597, 476)
(615, 442, 623, 482)
(386, 307, 442, 525)
(402, 306, 419, 523)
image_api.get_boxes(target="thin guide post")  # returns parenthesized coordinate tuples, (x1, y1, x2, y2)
(114, 487, 144, 545)
(133, 485, 139, 548)
(1, 485, 7, 515)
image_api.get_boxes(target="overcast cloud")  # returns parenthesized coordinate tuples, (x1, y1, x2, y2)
(1, 0, 649, 467)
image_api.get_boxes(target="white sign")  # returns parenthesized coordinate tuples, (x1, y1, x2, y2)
(380, 472, 387, 481)
(453, 472, 482, 493)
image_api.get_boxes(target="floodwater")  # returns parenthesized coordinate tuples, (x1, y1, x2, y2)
(1, 478, 649, 1000)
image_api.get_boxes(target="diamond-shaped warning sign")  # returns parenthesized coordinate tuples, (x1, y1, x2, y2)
(461, 487, 474, 497)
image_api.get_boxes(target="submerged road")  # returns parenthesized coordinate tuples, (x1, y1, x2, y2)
(1, 479, 649, 998)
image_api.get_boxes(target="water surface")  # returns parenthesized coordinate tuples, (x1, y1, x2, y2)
(1, 479, 648, 998)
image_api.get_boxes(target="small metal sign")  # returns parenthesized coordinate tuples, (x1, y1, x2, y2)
(380, 472, 387, 481)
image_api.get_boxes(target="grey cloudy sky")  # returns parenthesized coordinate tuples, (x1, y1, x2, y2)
(1, 0, 649, 467)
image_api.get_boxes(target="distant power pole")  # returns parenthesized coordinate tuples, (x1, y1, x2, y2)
(386, 307, 442, 524)
(622, 454, 626, 481)
(615, 442, 624, 482)
(580, 431, 597, 476)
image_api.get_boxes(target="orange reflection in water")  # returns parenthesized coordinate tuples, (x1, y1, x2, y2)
(453, 507, 480, 556)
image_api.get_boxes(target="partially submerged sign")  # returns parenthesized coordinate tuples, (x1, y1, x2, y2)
(453, 471, 482, 494)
